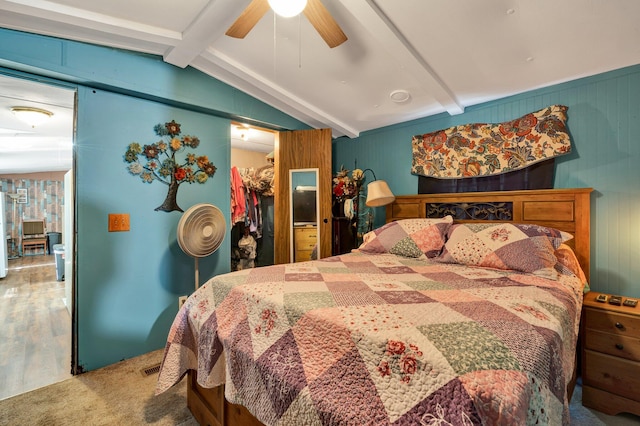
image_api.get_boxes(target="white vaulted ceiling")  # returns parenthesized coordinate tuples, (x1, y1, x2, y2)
(1, 0, 640, 172)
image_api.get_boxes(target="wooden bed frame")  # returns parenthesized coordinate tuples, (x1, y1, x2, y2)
(186, 187, 593, 426)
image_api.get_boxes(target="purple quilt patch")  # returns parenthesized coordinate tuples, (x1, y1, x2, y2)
(396, 378, 481, 425)
(379, 266, 416, 274)
(446, 300, 525, 323)
(199, 313, 223, 374)
(256, 330, 308, 418)
(309, 346, 389, 424)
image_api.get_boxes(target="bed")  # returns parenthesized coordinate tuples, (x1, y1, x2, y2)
(156, 188, 592, 425)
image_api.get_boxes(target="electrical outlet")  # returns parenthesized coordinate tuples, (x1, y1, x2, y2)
(108, 213, 130, 232)
(178, 295, 188, 309)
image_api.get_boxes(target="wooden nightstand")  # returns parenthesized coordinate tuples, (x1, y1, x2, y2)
(581, 291, 640, 416)
(293, 225, 317, 262)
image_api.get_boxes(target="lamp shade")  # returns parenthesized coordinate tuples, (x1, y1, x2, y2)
(268, 0, 307, 17)
(366, 180, 395, 207)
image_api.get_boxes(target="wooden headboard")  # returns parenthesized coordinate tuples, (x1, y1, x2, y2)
(386, 188, 593, 281)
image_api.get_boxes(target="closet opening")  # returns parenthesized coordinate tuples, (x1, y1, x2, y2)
(229, 122, 276, 271)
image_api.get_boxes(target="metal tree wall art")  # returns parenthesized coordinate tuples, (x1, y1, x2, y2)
(124, 120, 217, 212)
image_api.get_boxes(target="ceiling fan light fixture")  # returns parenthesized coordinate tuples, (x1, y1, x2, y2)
(268, 0, 307, 18)
(11, 106, 53, 128)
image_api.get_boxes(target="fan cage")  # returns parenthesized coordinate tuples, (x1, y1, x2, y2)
(177, 204, 226, 258)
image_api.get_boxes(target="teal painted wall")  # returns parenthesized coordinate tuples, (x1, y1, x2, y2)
(334, 64, 640, 299)
(0, 28, 309, 371)
(74, 88, 232, 368)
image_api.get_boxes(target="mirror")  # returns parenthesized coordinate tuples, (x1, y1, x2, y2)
(289, 168, 319, 263)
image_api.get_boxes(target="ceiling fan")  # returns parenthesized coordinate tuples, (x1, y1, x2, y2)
(226, 0, 348, 48)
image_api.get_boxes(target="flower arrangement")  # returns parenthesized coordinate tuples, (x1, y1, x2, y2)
(332, 166, 365, 202)
(124, 120, 217, 212)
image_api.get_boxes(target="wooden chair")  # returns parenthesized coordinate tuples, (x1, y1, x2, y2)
(22, 219, 47, 255)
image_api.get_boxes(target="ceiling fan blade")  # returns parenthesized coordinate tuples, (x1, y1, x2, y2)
(226, 0, 270, 39)
(303, 0, 348, 48)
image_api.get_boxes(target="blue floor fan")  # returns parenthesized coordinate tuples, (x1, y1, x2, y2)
(177, 203, 226, 291)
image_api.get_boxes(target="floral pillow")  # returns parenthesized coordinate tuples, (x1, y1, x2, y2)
(358, 216, 453, 259)
(555, 243, 588, 290)
(435, 222, 573, 279)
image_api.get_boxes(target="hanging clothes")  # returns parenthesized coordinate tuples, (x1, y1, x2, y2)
(230, 166, 246, 225)
(230, 157, 276, 269)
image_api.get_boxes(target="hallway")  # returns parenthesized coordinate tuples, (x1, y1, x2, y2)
(0, 254, 72, 400)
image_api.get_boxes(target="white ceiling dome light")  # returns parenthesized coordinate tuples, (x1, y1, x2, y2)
(11, 106, 53, 128)
(268, 0, 307, 18)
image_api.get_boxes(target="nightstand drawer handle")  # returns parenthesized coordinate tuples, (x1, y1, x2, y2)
(615, 343, 624, 350)
(615, 322, 624, 329)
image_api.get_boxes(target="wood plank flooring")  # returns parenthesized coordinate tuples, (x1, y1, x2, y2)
(0, 254, 72, 400)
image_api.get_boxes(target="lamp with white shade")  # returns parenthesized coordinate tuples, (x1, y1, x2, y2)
(361, 168, 395, 207)
(355, 168, 395, 243)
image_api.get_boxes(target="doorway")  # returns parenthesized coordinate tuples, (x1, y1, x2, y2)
(0, 74, 76, 399)
(229, 122, 276, 271)
(228, 127, 333, 267)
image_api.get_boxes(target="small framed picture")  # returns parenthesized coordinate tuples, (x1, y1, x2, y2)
(17, 188, 27, 204)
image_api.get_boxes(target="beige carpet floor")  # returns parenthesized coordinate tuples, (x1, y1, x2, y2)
(0, 348, 633, 425)
(0, 349, 197, 426)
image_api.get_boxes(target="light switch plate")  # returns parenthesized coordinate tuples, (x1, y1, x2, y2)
(108, 213, 130, 232)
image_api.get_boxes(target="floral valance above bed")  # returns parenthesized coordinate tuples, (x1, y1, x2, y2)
(411, 105, 571, 179)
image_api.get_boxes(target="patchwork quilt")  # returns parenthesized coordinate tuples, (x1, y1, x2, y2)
(157, 252, 583, 425)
